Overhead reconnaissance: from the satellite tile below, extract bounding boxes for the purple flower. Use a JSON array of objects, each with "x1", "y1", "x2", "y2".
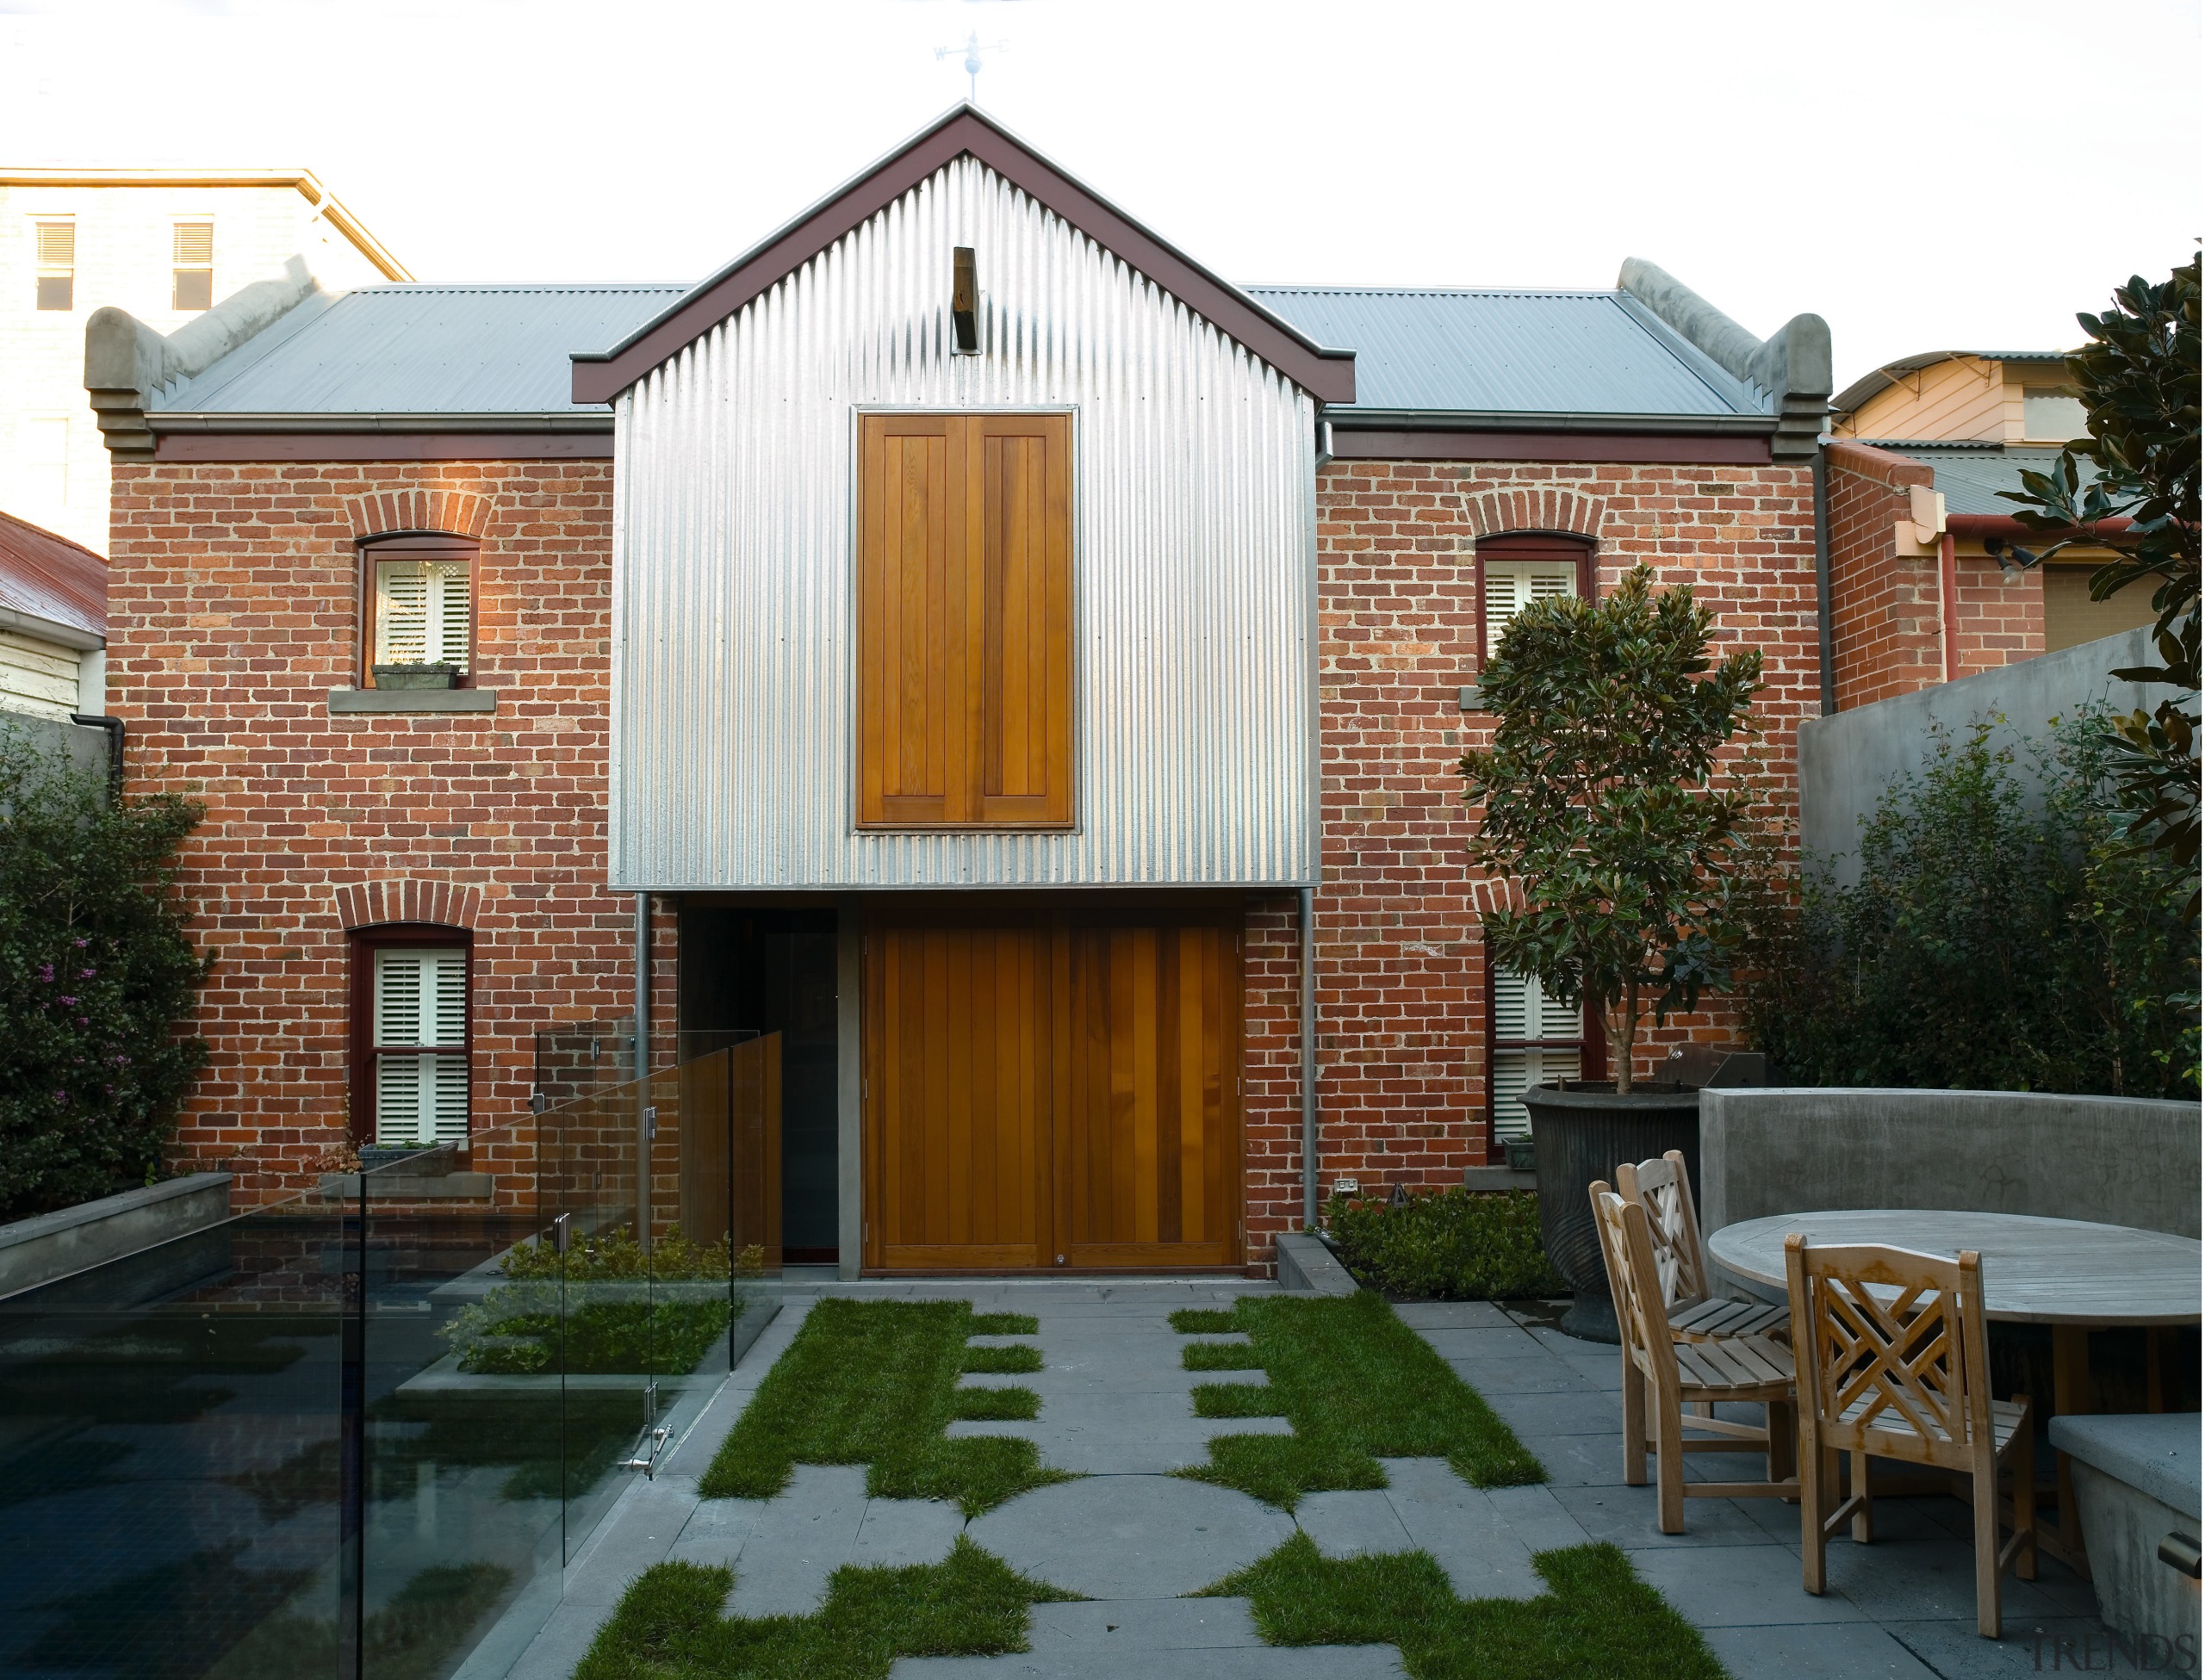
[
  {"x1": 59, "y1": 995, "x2": 78, "y2": 1007},
  {"x1": 79, "y1": 968, "x2": 96, "y2": 979},
  {"x1": 38, "y1": 964, "x2": 53, "y2": 983},
  {"x1": 73, "y1": 939, "x2": 88, "y2": 949},
  {"x1": 52, "y1": 1090, "x2": 67, "y2": 1104}
]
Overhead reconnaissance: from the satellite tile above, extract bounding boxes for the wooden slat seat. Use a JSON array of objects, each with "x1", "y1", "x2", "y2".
[
  {"x1": 1616, "y1": 1150, "x2": 1791, "y2": 1346},
  {"x1": 1590, "y1": 1181, "x2": 1800, "y2": 1533}
]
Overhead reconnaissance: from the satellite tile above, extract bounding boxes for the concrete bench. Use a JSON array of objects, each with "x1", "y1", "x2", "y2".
[{"x1": 2046, "y1": 1413, "x2": 2201, "y2": 1649}]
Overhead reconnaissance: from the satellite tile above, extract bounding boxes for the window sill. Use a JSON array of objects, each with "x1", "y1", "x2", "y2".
[{"x1": 327, "y1": 688, "x2": 497, "y2": 715}]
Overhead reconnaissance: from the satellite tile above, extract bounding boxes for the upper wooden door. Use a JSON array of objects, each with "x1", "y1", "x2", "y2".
[
  {"x1": 862, "y1": 905, "x2": 1241, "y2": 1272},
  {"x1": 855, "y1": 412, "x2": 1071, "y2": 829}
]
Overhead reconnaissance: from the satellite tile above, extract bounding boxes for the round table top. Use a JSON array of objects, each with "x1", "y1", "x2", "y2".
[{"x1": 1706, "y1": 1209, "x2": 2202, "y2": 1327}]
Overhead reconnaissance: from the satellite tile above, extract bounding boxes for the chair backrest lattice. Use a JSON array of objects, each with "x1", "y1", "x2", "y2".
[
  {"x1": 1616, "y1": 1150, "x2": 1706, "y2": 1311},
  {"x1": 1590, "y1": 1182, "x2": 1680, "y2": 1398},
  {"x1": 1784, "y1": 1237, "x2": 1996, "y2": 1472}
]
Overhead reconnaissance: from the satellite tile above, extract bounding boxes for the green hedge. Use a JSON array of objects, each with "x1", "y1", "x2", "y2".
[{"x1": 1324, "y1": 1188, "x2": 1565, "y2": 1300}]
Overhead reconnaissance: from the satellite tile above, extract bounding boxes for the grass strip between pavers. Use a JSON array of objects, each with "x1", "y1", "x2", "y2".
[
  {"x1": 1199, "y1": 1533, "x2": 1729, "y2": 1680},
  {"x1": 1174, "y1": 1291, "x2": 1545, "y2": 1508},
  {"x1": 699, "y1": 1299, "x2": 1065, "y2": 1516},
  {"x1": 575, "y1": 1537, "x2": 1078, "y2": 1680}
]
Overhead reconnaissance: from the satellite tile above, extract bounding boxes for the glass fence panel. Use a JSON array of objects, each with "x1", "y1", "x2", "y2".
[{"x1": 0, "y1": 1188, "x2": 351, "y2": 1680}]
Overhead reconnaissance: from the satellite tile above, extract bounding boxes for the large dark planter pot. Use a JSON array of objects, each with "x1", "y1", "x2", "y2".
[{"x1": 1525, "y1": 1082, "x2": 1703, "y2": 1343}]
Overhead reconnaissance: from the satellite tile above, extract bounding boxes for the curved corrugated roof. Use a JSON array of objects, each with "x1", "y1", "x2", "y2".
[
  {"x1": 1246, "y1": 285, "x2": 1767, "y2": 418},
  {"x1": 153, "y1": 284, "x2": 689, "y2": 416},
  {"x1": 1871, "y1": 443, "x2": 2093, "y2": 518},
  {"x1": 0, "y1": 510, "x2": 105, "y2": 641}
]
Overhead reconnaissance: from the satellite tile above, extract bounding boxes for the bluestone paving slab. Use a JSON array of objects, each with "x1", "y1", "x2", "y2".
[
  {"x1": 1626, "y1": 1543, "x2": 1869, "y2": 1626},
  {"x1": 1025, "y1": 1598, "x2": 1264, "y2": 1649},
  {"x1": 1508, "y1": 1431, "x2": 1633, "y2": 1486},
  {"x1": 719, "y1": 1463, "x2": 870, "y2": 1617},
  {"x1": 965, "y1": 1475, "x2": 1294, "y2": 1598},
  {"x1": 500, "y1": 1599, "x2": 620, "y2": 1680},
  {"x1": 1295, "y1": 1488, "x2": 1416, "y2": 1559},
  {"x1": 1370, "y1": 1458, "x2": 1553, "y2": 1599},
  {"x1": 890, "y1": 1646, "x2": 1410, "y2": 1679},
  {"x1": 851, "y1": 1496, "x2": 966, "y2": 1569},
  {"x1": 1449, "y1": 1360, "x2": 1603, "y2": 1395},
  {"x1": 1389, "y1": 1300, "x2": 1515, "y2": 1330},
  {"x1": 1699, "y1": 1622, "x2": 1941, "y2": 1678},
  {"x1": 1481, "y1": 1388, "x2": 1625, "y2": 1437},
  {"x1": 1480, "y1": 1481, "x2": 1599, "y2": 1556},
  {"x1": 1551, "y1": 1482, "x2": 1774, "y2": 1549},
  {"x1": 1878, "y1": 1617, "x2": 2119, "y2": 1677},
  {"x1": 1817, "y1": 1536, "x2": 2080, "y2": 1625}
]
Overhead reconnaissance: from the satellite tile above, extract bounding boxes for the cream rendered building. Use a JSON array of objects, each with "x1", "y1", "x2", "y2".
[{"x1": 0, "y1": 169, "x2": 408, "y2": 555}]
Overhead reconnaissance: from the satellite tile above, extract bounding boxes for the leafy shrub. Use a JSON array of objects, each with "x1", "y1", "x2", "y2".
[
  {"x1": 0, "y1": 727, "x2": 210, "y2": 1221},
  {"x1": 439, "y1": 1227, "x2": 759, "y2": 1375},
  {"x1": 1747, "y1": 708, "x2": 2198, "y2": 1096},
  {"x1": 1325, "y1": 1188, "x2": 1567, "y2": 1300}
]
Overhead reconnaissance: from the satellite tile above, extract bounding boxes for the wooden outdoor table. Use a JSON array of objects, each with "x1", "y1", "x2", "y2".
[{"x1": 1707, "y1": 1208, "x2": 2202, "y2": 1580}]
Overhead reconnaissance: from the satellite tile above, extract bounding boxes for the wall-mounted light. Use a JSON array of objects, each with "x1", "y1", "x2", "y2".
[{"x1": 952, "y1": 246, "x2": 978, "y2": 354}]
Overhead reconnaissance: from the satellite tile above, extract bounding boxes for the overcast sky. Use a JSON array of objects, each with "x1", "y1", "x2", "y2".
[{"x1": 4, "y1": 0, "x2": 2198, "y2": 387}]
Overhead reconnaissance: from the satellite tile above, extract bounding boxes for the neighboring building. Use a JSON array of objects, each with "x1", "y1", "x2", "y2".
[
  {"x1": 1823, "y1": 350, "x2": 2150, "y2": 709},
  {"x1": 1, "y1": 168, "x2": 407, "y2": 555},
  {"x1": 0, "y1": 506, "x2": 104, "y2": 719},
  {"x1": 91, "y1": 108, "x2": 1830, "y2": 1274}
]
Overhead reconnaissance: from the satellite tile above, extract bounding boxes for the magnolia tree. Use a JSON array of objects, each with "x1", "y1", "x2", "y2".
[{"x1": 1461, "y1": 565, "x2": 1762, "y2": 1094}]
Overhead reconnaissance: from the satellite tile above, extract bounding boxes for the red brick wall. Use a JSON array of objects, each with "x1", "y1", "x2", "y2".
[
  {"x1": 1235, "y1": 457, "x2": 1822, "y2": 1247},
  {"x1": 108, "y1": 459, "x2": 637, "y2": 1206},
  {"x1": 1826, "y1": 439, "x2": 2044, "y2": 709}
]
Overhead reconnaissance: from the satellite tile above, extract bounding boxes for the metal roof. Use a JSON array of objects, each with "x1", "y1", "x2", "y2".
[
  {"x1": 153, "y1": 284, "x2": 689, "y2": 417},
  {"x1": 1873, "y1": 442, "x2": 2090, "y2": 518},
  {"x1": 0, "y1": 509, "x2": 105, "y2": 641},
  {"x1": 1246, "y1": 286, "x2": 1769, "y2": 419}
]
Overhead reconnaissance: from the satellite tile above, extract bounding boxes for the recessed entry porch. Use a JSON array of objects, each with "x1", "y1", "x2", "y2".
[{"x1": 676, "y1": 893, "x2": 1249, "y2": 1279}]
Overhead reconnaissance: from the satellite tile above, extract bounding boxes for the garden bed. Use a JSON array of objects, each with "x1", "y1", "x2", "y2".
[{"x1": 1323, "y1": 1187, "x2": 1567, "y2": 1303}]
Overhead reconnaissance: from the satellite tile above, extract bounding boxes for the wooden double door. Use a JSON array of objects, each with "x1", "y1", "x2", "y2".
[{"x1": 862, "y1": 903, "x2": 1243, "y2": 1272}]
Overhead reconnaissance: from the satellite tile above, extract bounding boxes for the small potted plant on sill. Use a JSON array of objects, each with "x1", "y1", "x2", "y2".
[
  {"x1": 1461, "y1": 563, "x2": 1763, "y2": 1342},
  {"x1": 371, "y1": 662, "x2": 460, "y2": 691}
]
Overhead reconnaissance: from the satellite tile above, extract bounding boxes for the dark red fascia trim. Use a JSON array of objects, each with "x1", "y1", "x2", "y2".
[
  {"x1": 1946, "y1": 513, "x2": 2131, "y2": 542},
  {"x1": 1328, "y1": 430, "x2": 1771, "y2": 466},
  {"x1": 570, "y1": 106, "x2": 1355, "y2": 407},
  {"x1": 153, "y1": 432, "x2": 612, "y2": 462}
]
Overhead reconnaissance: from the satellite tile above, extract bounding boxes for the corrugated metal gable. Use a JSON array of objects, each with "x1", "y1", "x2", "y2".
[
  {"x1": 152, "y1": 284, "x2": 688, "y2": 415},
  {"x1": 1246, "y1": 285, "x2": 1767, "y2": 417}
]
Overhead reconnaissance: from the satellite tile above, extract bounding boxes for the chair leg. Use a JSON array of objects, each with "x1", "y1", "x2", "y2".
[
  {"x1": 1655, "y1": 1398, "x2": 1685, "y2": 1534},
  {"x1": 1766, "y1": 1398, "x2": 1796, "y2": 1484},
  {"x1": 1800, "y1": 1435, "x2": 1828, "y2": 1595},
  {"x1": 1851, "y1": 1450, "x2": 1874, "y2": 1543},
  {"x1": 2012, "y1": 1399, "x2": 2037, "y2": 1583},
  {"x1": 1972, "y1": 1461, "x2": 2003, "y2": 1638},
  {"x1": 1621, "y1": 1359, "x2": 1648, "y2": 1487}
]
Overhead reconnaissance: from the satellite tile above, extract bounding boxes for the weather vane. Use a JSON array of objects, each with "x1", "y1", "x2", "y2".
[{"x1": 936, "y1": 28, "x2": 1008, "y2": 103}]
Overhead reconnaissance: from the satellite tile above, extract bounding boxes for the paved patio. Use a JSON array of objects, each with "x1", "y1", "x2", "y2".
[{"x1": 493, "y1": 1279, "x2": 2113, "y2": 1680}]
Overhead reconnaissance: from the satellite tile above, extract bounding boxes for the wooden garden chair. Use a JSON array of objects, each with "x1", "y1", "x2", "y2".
[
  {"x1": 1615, "y1": 1150, "x2": 1789, "y2": 1343},
  {"x1": 1784, "y1": 1234, "x2": 2036, "y2": 1639},
  {"x1": 1590, "y1": 1182, "x2": 1798, "y2": 1534}
]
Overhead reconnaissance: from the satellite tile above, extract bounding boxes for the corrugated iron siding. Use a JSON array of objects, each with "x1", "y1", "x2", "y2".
[{"x1": 612, "y1": 158, "x2": 1314, "y2": 889}]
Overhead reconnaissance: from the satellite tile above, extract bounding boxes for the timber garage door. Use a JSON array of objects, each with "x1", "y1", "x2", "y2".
[{"x1": 863, "y1": 906, "x2": 1242, "y2": 1272}]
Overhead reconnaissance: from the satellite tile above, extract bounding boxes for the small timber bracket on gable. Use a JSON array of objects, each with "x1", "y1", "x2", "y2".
[
  {"x1": 1618, "y1": 257, "x2": 1833, "y2": 462},
  {"x1": 84, "y1": 257, "x2": 325, "y2": 461},
  {"x1": 569, "y1": 103, "x2": 1355, "y2": 409}
]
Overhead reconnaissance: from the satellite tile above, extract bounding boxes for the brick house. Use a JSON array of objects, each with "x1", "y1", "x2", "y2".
[
  {"x1": 1823, "y1": 351, "x2": 2151, "y2": 710},
  {"x1": 91, "y1": 107, "x2": 1832, "y2": 1274}
]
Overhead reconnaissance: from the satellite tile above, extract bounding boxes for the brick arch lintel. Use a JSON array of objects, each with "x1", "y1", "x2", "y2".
[
  {"x1": 345, "y1": 490, "x2": 494, "y2": 544},
  {"x1": 1462, "y1": 490, "x2": 1606, "y2": 545},
  {"x1": 335, "y1": 879, "x2": 484, "y2": 933}
]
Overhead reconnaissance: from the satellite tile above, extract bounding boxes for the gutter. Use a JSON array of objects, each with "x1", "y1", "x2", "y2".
[
  {"x1": 1947, "y1": 514, "x2": 2132, "y2": 542},
  {"x1": 146, "y1": 412, "x2": 613, "y2": 436},
  {"x1": 0, "y1": 604, "x2": 102, "y2": 654},
  {"x1": 1321, "y1": 407, "x2": 1776, "y2": 437},
  {"x1": 1812, "y1": 443, "x2": 1835, "y2": 715}
]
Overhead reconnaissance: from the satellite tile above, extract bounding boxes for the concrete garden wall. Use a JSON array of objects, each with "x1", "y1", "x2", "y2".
[
  {"x1": 1798, "y1": 626, "x2": 2171, "y2": 885},
  {"x1": 1699, "y1": 1088, "x2": 2201, "y2": 1238},
  {"x1": 0, "y1": 1171, "x2": 233, "y2": 1298}
]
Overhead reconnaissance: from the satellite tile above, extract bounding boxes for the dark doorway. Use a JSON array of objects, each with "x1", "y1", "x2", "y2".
[{"x1": 680, "y1": 906, "x2": 839, "y2": 1262}]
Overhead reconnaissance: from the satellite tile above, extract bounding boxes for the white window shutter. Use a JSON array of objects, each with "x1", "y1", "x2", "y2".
[
  {"x1": 376, "y1": 563, "x2": 429, "y2": 665},
  {"x1": 431, "y1": 564, "x2": 470, "y2": 668},
  {"x1": 1493, "y1": 968, "x2": 1531, "y2": 1039},
  {"x1": 1483, "y1": 559, "x2": 1580, "y2": 657},
  {"x1": 1482, "y1": 568, "x2": 1520, "y2": 654},
  {"x1": 373, "y1": 948, "x2": 469, "y2": 1147}
]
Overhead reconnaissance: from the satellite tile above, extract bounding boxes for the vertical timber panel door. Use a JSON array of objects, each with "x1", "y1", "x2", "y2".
[
  {"x1": 1057, "y1": 911, "x2": 1241, "y2": 1268},
  {"x1": 972, "y1": 414, "x2": 1072, "y2": 825},
  {"x1": 865, "y1": 920, "x2": 1053, "y2": 1269},
  {"x1": 858, "y1": 415, "x2": 968, "y2": 826}
]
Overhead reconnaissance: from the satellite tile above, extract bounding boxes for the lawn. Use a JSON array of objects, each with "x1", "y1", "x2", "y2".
[
  {"x1": 1171, "y1": 1290, "x2": 1545, "y2": 1507},
  {"x1": 1202, "y1": 1534, "x2": 1730, "y2": 1680},
  {"x1": 574, "y1": 1539, "x2": 1075, "y2": 1680},
  {"x1": 699, "y1": 1299, "x2": 1064, "y2": 1516}
]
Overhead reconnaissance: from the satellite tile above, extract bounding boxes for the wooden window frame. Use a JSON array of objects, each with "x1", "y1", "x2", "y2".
[
  {"x1": 1473, "y1": 532, "x2": 1596, "y2": 667},
  {"x1": 34, "y1": 220, "x2": 74, "y2": 313},
  {"x1": 1483, "y1": 958, "x2": 1607, "y2": 1165},
  {"x1": 358, "y1": 533, "x2": 479, "y2": 688},
  {"x1": 854, "y1": 408, "x2": 1076, "y2": 832},
  {"x1": 348, "y1": 924, "x2": 473, "y2": 1148}
]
